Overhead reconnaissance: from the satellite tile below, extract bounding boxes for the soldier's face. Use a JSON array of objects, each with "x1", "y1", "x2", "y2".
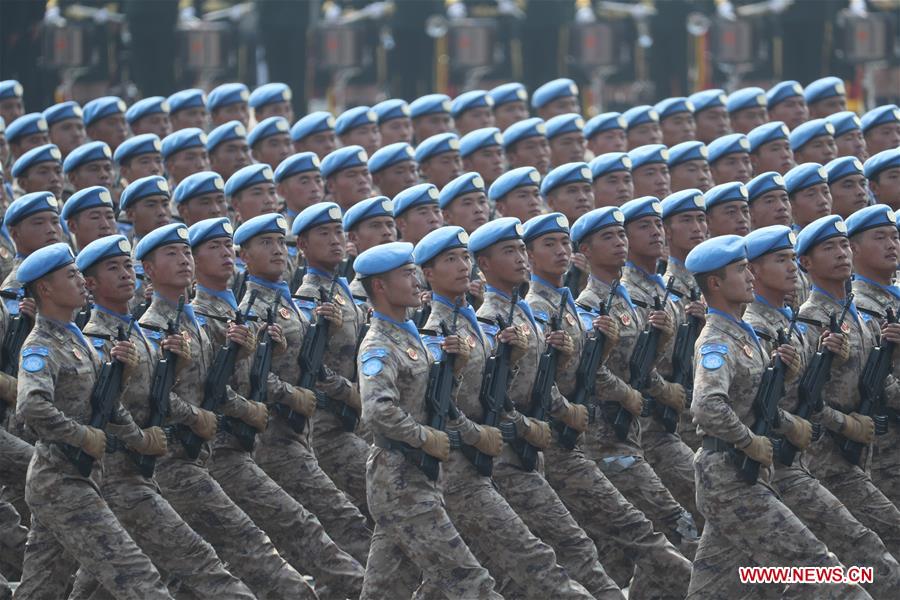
[
  {"x1": 348, "y1": 216, "x2": 396, "y2": 254},
  {"x1": 20, "y1": 162, "x2": 64, "y2": 198},
  {"x1": 49, "y1": 118, "x2": 87, "y2": 157},
  {"x1": 252, "y1": 133, "x2": 292, "y2": 169},
  {"x1": 442, "y1": 192, "x2": 488, "y2": 234},
  {"x1": 749, "y1": 190, "x2": 792, "y2": 229},
  {"x1": 128, "y1": 195, "x2": 172, "y2": 236},
  {"x1": 167, "y1": 148, "x2": 211, "y2": 185},
  {"x1": 213, "y1": 103, "x2": 249, "y2": 128},
  {"x1": 711, "y1": 153, "x2": 752, "y2": 185},
  {"x1": 592, "y1": 171, "x2": 633, "y2": 207},
  {"x1": 146, "y1": 243, "x2": 195, "y2": 289},
  {"x1": 278, "y1": 171, "x2": 324, "y2": 214},
  {"x1": 70, "y1": 159, "x2": 114, "y2": 190},
  {"x1": 802, "y1": 237, "x2": 852, "y2": 282},
  {"x1": 749, "y1": 249, "x2": 797, "y2": 296},
  {"x1": 730, "y1": 107, "x2": 768, "y2": 135},
  {"x1": 829, "y1": 175, "x2": 869, "y2": 219},
  {"x1": 719, "y1": 259, "x2": 755, "y2": 304},
  {"x1": 850, "y1": 226, "x2": 899, "y2": 277},
  {"x1": 695, "y1": 107, "x2": 731, "y2": 143},
  {"x1": 588, "y1": 128, "x2": 627, "y2": 155},
  {"x1": 372, "y1": 160, "x2": 418, "y2": 199},
  {"x1": 85, "y1": 255, "x2": 136, "y2": 304},
  {"x1": 751, "y1": 140, "x2": 795, "y2": 175},
  {"x1": 121, "y1": 152, "x2": 164, "y2": 181},
  {"x1": 547, "y1": 182, "x2": 594, "y2": 222},
  {"x1": 455, "y1": 107, "x2": 495, "y2": 136},
  {"x1": 419, "y1": 153, "x2": 462, "y2": 189},
  {"x1": 69, "y1": 206, "x2": 117, "y2": 250},
  {"x1": 493, "y1": 101, "x2": 529, "y2": 132},
  {"x1": 210, "y1": 140, "x2": 251, "y2": 180},
  {"x1": 481, "y1": 239, "x2": 528, "y2": 288},
  {"x1": 299, "y1": 222, "x2": 346, "y2": 269},
  {"x1": 539, "y1": 97, "x2": 578, "y2": 120},
  {"x1": 379, "y1": 117, "x2": 413, "y2": 145},
  {"x1": 707, "y1": 201, "x2": 750, "y2": 237},
  {"x1": 795, "y1": 136, "x2": 837, "y2": 165},
  {"x1": 414, "y1": 114, "x2": 454, "y2": 141},
  {"x1": 527, "y1": 232, "x2": 572, "y2": 279},
  {"x1": 241, "y1": 233, "x2": 287, "y2": 280},
  {"x1": 376, "y1": 264, "x2": 421, "y2": 308},
  {"x1": 0, "y1": 134, "x2": 9, "y2": 166},
  {"x1": 507, "y1": 136, "x2": 551, "y2": 175},
  {"x1": 627, "y1": 122, "x2": 663, "y2": 149},
  {"x1": 496, "y1": 186, "x2": 543, "y2": 222},
  {"x1": 341, "y1": 124, "x2": 381, "y2": 157},
  {"x1": 329, "y1": 167, "x2": 373, "y2": 210},
  {"x1": 12, "y1": 132, "x2": 50, "y2": 158},
  {"x1": 671, "y1": 160, "x2": 712, "y2": 193},
  {"x1": 463, "y1": 146, "x2": 505, "y2": 185},
  {"x1": 396, "y1": 204, "x2": 443, "y2": 245},
  {"x1": 194, "y1": 237, "x2": 236, "y2": 282},
  {"x1": 581, "y1": 226, "x2": 628, "y2": 270},
  {"x1": 0, "y1": 97, "x2": 24, "y2": 124},
  {"x1": 132, "y1": 113, "x2": 172, "y2": 139},
  {"x1": 835, "y1": 130, "x2": 868, "y2": 161},
  {"x1": 179, "y1": 193, "x2": 227, "y2": 225},
  {"x1": 769, "y1": 97, "x2": 809, "y2": 130},
  {"x1": 809, "y1": 96, "x2": 846, "y2": 119},
  {"x1": 870, "y1": 168, "x2": 900, "y2": 211},
  {"x1": 42, "y1": 264, "x2": 88, "y2": 310},
  {"x1": 424, "y1": 247, "x2": 471, "y2": 298},
  {"x1": 661, "y1": 113, "x2": 696, "y2": 147},
  {"x1": 88, "y1": 114, "x2": 129, "y2": 150},
  {"x1": 550, "y1": 132, "x2": 586, "y2": 166},
  {"x1": 234, "y1": 183, "x2": 278, "y2": 222},
  {"x1": 256, "y1": 102, "x2": 294, "y2": 124},
  {"x1": 295, "y1": 131, "x2": 337, "y2": 159},
  {"x1": 171, "y1": 108, "x2": 209, "y2": 131},
  {"x1": 664, "y1": 211, "x2": 707, "y2": 257},
  {"x1": 632, "y1": 163, "x2": 671, "y2": 199},
  {"x1": 625, "y1": 216, "x2": 665, "y2": 261},
  {"x1": 865, "y1": 122, "x2": 900, "y2": 156},
  {"x1": 10, "y1": 211, "x2": 62, "y2": 254},
  {"x1": 790, "y1": 183, "x2": 832, "y2": 227}
]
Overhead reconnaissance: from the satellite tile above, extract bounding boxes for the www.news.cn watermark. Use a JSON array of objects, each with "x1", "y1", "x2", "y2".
[{"x1": 739, "y1": 566, "x2": 874, "y2": 585}]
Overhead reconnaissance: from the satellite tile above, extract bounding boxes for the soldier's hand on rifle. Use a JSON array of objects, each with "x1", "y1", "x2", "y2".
[
  {"x1": 442, "y1": 334, "x2": 470, "y2": 376},
  {"x1": 776, "y1": 343, "x2": 801, "y2": 382},
  {"x1": 227, "y1": 322, "x2": 256, "y2": 360},
  {"x1": 621, "y1": 388, "x2": 644, "y2": 417},
  {"x1": 593, "y1": 315, "x2": 619, "y2": 358},
  {"x1": 685, "y1": 300, "x2": 706, "y2": 321},
  {"x1": 161, "y1": 333, "x2": 192, "y2": 373},
  {"x1": 110, "y1": 339, "x2": 139, "y2": 382},
  {"x1": 265, "y1": 323, "x2": 287, "y2": 354},
  {"x1": 657, "y1": 381, "x2": 686, "y2": 412},
  {"x1": 315, "y1": 303, "x2": 343, "y2": 329},
  {"x1": 288, "y1": 386, "x2": 317, "y2": 417},
  {"x1": 467, "y1": 279, "x2": 484, "y2": 307},
  {"x1": 546, "y1": 330, "x2": 575, "y2": 365},
  {"x1": 499, "y1": 325, "x2": 527, "y2": 365},
  {"x1": 571, "y1": 252, "x2": 589, "y2": 274},
  {"x1": 132, "y1": 426, "x2": 168, "y2": 456},
  {"x1": 0, "y1": 372, "x2": 17, "y2": 407},
  {"x1": 649, "y1": 310, "x2": 675, "y2": 344},
  {"x1": 189, "y1": 407, "x2": 218, "y2": 440},
  {"x1": 143, "y1": 281, "x2": 154, "y2": 301},
  {"x1": 18, "y1": 297, "x2": 36, "y2": 319},
  {"x1": 81, "y1": 426, "x2": 107, "y2": 459},
  {"x1": 784, "y1": 416, "x2": 813, "y2": 450},
  {"x1": 344, "y1": 384, "x2": 361, "y2": 411},
  {"x1": 242, "y1": 401, "x2": 269, "y2": 432},
  {"x1": 841, "y1": 412, "x2": 875, "y2": 444},
  {"x1": 560, "y1": 403, "x2": 589, "y2": 432},
  {"x1": 472, "y1": 425, "x2": 503, "y2": 456},
  {"x1": 739, "y1": 433, "x2": 773, "y2": 467},
  {"x1": 881, "y1": 322, "x2": 900, "y2": 345},
  {"x1": 521, "y1": 416, "x2": 551, "y2": 449},
  {"x1": 820, "y1": 331, "x2": 850, "y2": 364},
  {"x1": 421, "y1": 426, "x2": 450, "y2": 461}
]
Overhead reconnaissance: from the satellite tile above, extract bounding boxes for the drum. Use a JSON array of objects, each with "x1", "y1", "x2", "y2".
[
  {"x1": 839, "y1": 14, "x2": 891, "y2": 64},
  {"x1": 317, "y1": 23, "x2": 366, "y2": 70},
  {"x1": 571, "y1": 22, "x2": 619, "y2": 69},
  {"x1": 448, "y1": 18, "x2": 495, "y2": 69},
  {"x1": 177, "y1": 22, "x2": 229, "y2": 71},
  {"x1": 711, "y1": 19, "x2": 755, "y2": 65},
  {"x1": 42, "y1": 23, "x2": 86, "y2": 68}
]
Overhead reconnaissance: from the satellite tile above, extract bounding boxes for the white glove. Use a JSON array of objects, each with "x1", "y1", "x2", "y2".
[
  {"x1": 324, "y1": 3, "x2": 342, "y2": 22},
  {"x1": 498, "y1": 0, "x2": 524, "y2": 18},
  {"x1": 362, "y1": 1, "x2": 391, "y2": 19},
  {"x1": 717, "y1": 1, "x2": 737, "y2": 20},
  {"x1": 768, "y1": 0, "x2": 791, "y2": 13},
  {"x1": 178, "y1": 6, "x2": 198, "y2": 23},
  {"x1": 92, "y1": 7, "x2": 109, "y2": 23},
  {"x1": 44, "y1": 6, "x2": 65, "y2": 26},
  {"x1": 576, "y1": 6, "x2": 596, "y2": 24},
  {"x1": 447, "y1": 2, "x2": 467, "y2": 19},
  {"x1": 848, "y1": 0, "x2": 867, "y2": 18}
]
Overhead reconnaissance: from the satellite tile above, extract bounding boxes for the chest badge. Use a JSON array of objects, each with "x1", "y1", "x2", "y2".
[
  {"x1": 467, "y1": 334, "x2": 476, "y2": 348},
  {"x1": 182, "y1": 330, "x2": 191, "y2": 344},
  {"x1": 742, "y1": 344, "x2": 753, "y2": 358},
  {"x1": 407, "y1": 347, "x2": 419, "y2": 360},
  {"x1": 72, "y1": 347, "x2": 83, "y2": 361},
  {"x1": 518, "y1": 324, "x2": 530, "y2": 336},
  {"x1": 565, "y1": 313, "x2": 575, "y2": 326},
  {"x1": 841, "y1": 322, "x2": 851, "y2": 334},
  {"x1": 333, "y1": 294, "x2": 345, "y2": 306},
  {"x1": 619, "y1": 312, "x2": 631, "y2": 326},
  {"x1": 0, "y1": 247, "x2": 9, "y2": 260},
  {"x1": 279, "y1": 306, "x2": 292, "y2": 320}
]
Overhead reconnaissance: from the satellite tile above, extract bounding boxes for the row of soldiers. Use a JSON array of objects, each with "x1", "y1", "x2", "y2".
[{"x1": 0, "y1": 71, "x2": 897, "y2": 599}]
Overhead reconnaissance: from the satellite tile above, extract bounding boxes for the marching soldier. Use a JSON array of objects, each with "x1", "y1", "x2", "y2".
[
  {"x1": 63, "y1": 141, "x2": 115, "y2": 196},
  {"x1": 342, "y1": 196, "x2": 398, "y2": 305},
  {"x1": 114, "y1": 134, "x2": 165, "y2": 185},
  {"x1": 276, "y1": 152, "x2": 326, "y2": 232},
  {"x1": 291, "y1": 112, "x2": 339, "y2": 160},
  {"x1": 708, "y1": 133, "x2": 753, "y2": 186},
  {"x1": 10, "y1": 144, "x2": 63, "y2": 200},
  {"x1": 6, "y1": 114, "x2": 50, "y2": 163},
  {"x1": 207, "y1": 121, "x2": 252, "y2": 183},
  {"x1": 249, "y1": 117, "x2": 295, "y2": 170},
  {"x1": 766, "y1": 81, "x2": 809, "y2": 130},
  {"x1": 2, "y1": 191, "x2": 64, "y2": 292},
  {"x1": 61, "y1": 186, "x2": 117, "y2": 251},
  {"x1": 865, "y1": 150, "x2": 900, "y2": 211},
  {"x1": 321, "y1": 146, "x2": 375, "y2": 212},
  {"x1": 43, "y1": 101, "x2": 86, "y2": 159},
  {"x1": 459, "y1": 128, "x2": 506, "y2": 191},
  {"x1": 622, "y1": 107, "x2": 663, "y2": 150},
  {"x1": 747, "y1": 172, "x2": 792, "y2": 231},
  {"x1": 393, "y1": 183, "x2": 444, "y2": 245},
  {"x1": 726, "y1": 88, "x2": 769, "y2": 135},
  {"x1": 861, "y1": 105, "x2": 900, "y2": 157},
  {"x1": 166, "y1": 89, "x2": 209, "y2": 133},
  {"x1": 173, "y1": 172, "x2": 229, "y2": 227},
  {"x1": 791, "y1": 119, "x2": 838, "y2": 165},
  {"x1": 161, "y1": 128, "x2": 211, "y2": 188},
  {"x1": 503, "y1": 118, "x2": 551, "y2": 176},
  {"x1": 452, "y1": 91, "x2": 496, "y2": 137},
  {"x1": 704, "y1": 182, "x2": 751, "y2": 238},
  {"x1": 584, "y1": 113, "x2": 628, "y2": 158},
  {"x1": 628, "y1": 145, "x2": 671, "y2": 200},
  {"x1": 249, "y1": 83, "x2": 295, "y2": 124},
  {"x1": 826, "y1": 157, "x2": 868, "y2": 219},
  {"x1": 531, "y1": 79, "x2": 579, "y2": 121},
  {"x1": 748, "y1": 121, "x2": 795, "y2": 176},
  {"x1": 373, "y1": 100, "x2": 414, "y2": 146},
  {"x1": 542, "y1": 162, "x2": 594, "y2": 224},
  {"x1": 687, "y1": 90, "x2": 730, "y2": 146},
  {"x1": 82, "y1": 97, "x2": 129, "y2": 153},
  {"x1": 125, "y1": 97, "x2": 172, "y2": 140},
  {"x1": 827, "y1": 111, "x2": 869, "y2": 162},
  {"x1": 655, "y1": 98, "x2": 696, "y2": 148},
  {"x1": 207, "y1": 84, "x2": 251, "y2": 129},
  {"x1": 416, "y1": 133, "x2": 463, "y2": 190},
  {"x1": 119, "y1": 176, "x2": 173, "y2": 246},
  {"x1": 439, "y1": 172, "x2": 490, "y2": 235},
  {"x1": 589, "y1": 152, "x2": 633, "y2": 208},
  {"x1": 368, "y1": 143, "x2": 419, "y2": 201},
  {"x1": 335, "y1": 107, "x2": 382, "y2": 158},
  {"x1": 409, "y1": 94, "x2": 454, "y2": 143},
  {"x1": 546, "y1": 114, "x2": 587, "y2": 168},
  {"x1": 667, "y1": 141, "x2": 712, "y2": 193},
  {"x1": 805, "y1": 77, "x2": 847, "y2": 120},
  {"x1": 489, "y1": 82, "x2": 530, "y2": 133}
]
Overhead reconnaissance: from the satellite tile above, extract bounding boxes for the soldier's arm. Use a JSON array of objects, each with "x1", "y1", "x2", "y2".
[
  {"x1": 359, "y1": 345, "x2": 429, "y2": 447},
  {"x1": 692, "y1": 343, "x2": 752, "y2": 448},
  {"x1": 797, "y1": 319, "x2": 847, "y2": 432},
  {"x1": 16, "y1": 350, "x2": 87, "y2": 446},
  {"x1": 106, "y1": 402, "x2": 146, "y2": 447}
]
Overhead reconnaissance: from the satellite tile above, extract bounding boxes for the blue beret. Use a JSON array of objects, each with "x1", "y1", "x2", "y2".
[
  {"x1": 861, "y1": 104, "x2": 900, "y2": 133},
  {"x1": 413, "y1": 225, "x2": 469, "y2": 265},
  {"x1": 61, "y1": 186, "x2": 114, "y2": 220},
  {"x1": 502, "y1": 117, "x2": 546, "y2": 148},
  {"x1": 76, "y1": 235, "x2": 133, "y2": 272},
  {"x1": 688, "y1": 89, "x2": 728, "y2": 113},
  {"x1": 342, "y1": 196, "x2": 394, "y2": 231},
  {"x1": 368, "y1": 142, "x2": 415, "y2": 174},
  {"x1": 0, "y1": 80, "x2": 22, "y2": 100},
  {"x1": 622, "y1": 105, "x2": 660, "y2": 129},
  {"x1": 83, "y1": 96, "x2": 126, "y2": 127},
  {"x1": 571, "y1": 206, "x2": 625, "y2": 246},
  {"x1": 825, "y1": 156, "x2": 864, "y2": 184},
  {"x1": 584, "y1": 112, "x2": 626, "y2": 139},
  {"x1": 590, "y1": 152, "x2": 632, "y2": 178},
  {"x1": 785, "y1": 162, "x2": 828, "y2": 194},
  {"x1": 654, "y1": 97, "x2": 695, "y2": 120},
  {"x1": 545, "y1": 113, "x2": 585, "y2": 139},
  {"x1": 43, "y1": 101, "x2": 83, "y2": 126},
  {"x1": 846, "y1": 204, "x2": 896, "y2": 237},
  {"x1": 233, "y1": 213, "x2": 288, "y2": 246},
  {"x1": 707, "y1": 133, "x2": 751, "y2": 163},
  {"x1": 541, "y1": 162, "x2": 592, "y2": 196},
  {"x1": 661, "y1": 189, "x2": 705, "y2": 219},
  {"x1": 531, "y1": 78, "x2": 577, "y2": 109},
  {"x1": 6, "y1": 113, "x2": 48, "y2": 143},
  {"x1": 439, "y1": 172, "x2": 486, "y2": 209},
  {"x1": 120, "y1": 176, "x2": 170, "y2": 211},
  {"x1": 320, "y1": 145, "x2": 368, "y2": 179},
  {"x1": 354, "y1": 241, "x2": 414, "y2": 277},
  {"x1": 795, "y1": 214, "x2": 847, "y2": 256},
  {"x1": 864, "y1": 148, "x2": 900, "y2": 180},
  {"x1": 134, "y1": 223, "x2": 190, "y2": 260},
  {"x1": 727, "y1": 87, "x2": 767, "y2": 113},
  {"x1": 206, "y1": 120, "x2": 247, "y2": 153},
  {"x1": 274, "y1": 151, "x2": 321, "y2": 183},
  {"x1": 292, "y1": 201, "x2": 342, "y2": 236},
  {"x1": 248, "y1": 116, "x2": 290, "y2": 147},
  {"x1": 522, "y1": 212, "x2": 569, "y2": 243},
  {"x1": 188, "y1": 217, "x2": 234, "y2": 248},
  {"x1": 459, "y1": 127, "x2": 502, "y2": 158},
  {"x1": 804, "y1": 77, "x2": 845, "y2": 104},
  {"x1": 334, "y1": 106, "x2": 377, "y2": 136},
  {"x1": 248, "y1": 83, "x2": 292, "y2": 109},
  {"x1": 789, "y1": 118, "x2": 835, "y2": 151},
  {"x1": 225, "y1": 163, "x2": 274, "y2": 197},
  {"x1": 627, "y1": 144, "x2": 669, "y2": 170},
  {"x1": 747, "y1": 171, "x2": 787, "y2": 201},
  {"x1": 290, "y1": 111, "x2": 335, "y2": 142},
  {"x1": 469, "y1": 217, "x2": 524, "y2": 254},
  {"x1": 621, "y1": 196, "x2": 663, "y2": 223},
  {"x1": 167, "y1": 89, "x2": 206, "y2": 114},
  {"x1": 125, "y1": 96, "x2": 169, "y2": 125},
  {"x1": 11, "y1": 143, "x2": 61, "y2": 178},
  {"x1": 685, "y1": 235, "x2": 747, "y2": 274},
  {"x1": 415, "y1": 133, "x2": 459, "y2": 163},
  {"x1": 207, "y1": 83, "x2": 249, "y2": 111},
  {"x1": 63, "y1": 141, "x2": 112, "y2": 174},
  {"x1": 825, "y1": 111, "x2": 862, "y2": 138},
  {"x1": 767, "y1": 81, "x2": 804, "y2": 109},
  {"x1": 488, "y1": 82, "x2": 528, "y2": 107},
  {"x1": 372, "y1": 99, "x2": 411, "y2": 123},
  {"x1": 410, "y1": 94, "x2": 452, "y2": 118},
  {"x1": 489, "y1": 166, "x2": 540, "y2": 201},
  {"x1": 18, "y1": 242, "x2": 75, "y2": 285},
  {"x1": 173, "y1": 171, "x2": 225, "y2": 205},
  {"x1": 667, "y1": 141, "x2": 708, "y2": 167},
  {"x1": 748, "y1": 121, "x2": 790, "y2": 152},
  {"x1": 161, "y1": 128, "x2": 207, "y2": 160},
  {"x1": 5, "y1": 191, "x2": 60, "y2": 226},
  {"x1": 451, "y1": 90, "x2": 494, "y2": 117},
  {"x1": 705, "y1": 182, "x2": 749, "y2": 210},
  {"x1": 393, "y1": 183, "x2": 439, "y2": 217},
  {"x1": 745, "y1": 225, "x2": 796, "y2": 261},
  {"x1": 114, "y1": 133, "x2": 162, "y2": 165}
]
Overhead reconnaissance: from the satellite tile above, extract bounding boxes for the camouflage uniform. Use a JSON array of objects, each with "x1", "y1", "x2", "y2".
[
  {"x1": 15, "y1": 316, "x2": 172, "y2": 600},
  {"x1": 477, "y1": 287, "x2": 619, "y2": 598},
  {"x1": 358, "y1": 312, "x2": 501, "y2": 598},
  {"x1": 527, "y1": 277, "x2": 693, "y2": 598},
  {"x1": 349, "y1": 278, "x2": 371, "y2": 313},
  {"x1": 0, "y1": 236, "x2": 15, "y2": 286},
  {"x1": 139, "y1": 295, "x2": 317, "y2": 599},
  {"x1": 798, "y1": 287, "x2": 900, "y2": 558},
  {"x1": 689, "y1": 310, "x2": 865, "y2": 599},
  {"x1": 194, "y1": 285, "x2": 365, "y2": 598},
  {"x1": 240, "y1": 277, "x2": 374, "y2": 567},
  {"x1": 745, "y1": 296, "x2": 900, "y2": 598},
  {"x1": 0, "y1": 498, "x2": 25, "y2": 586},
  {"x1": 0, "y1": 258, "x2": 23, "y2": 294},
  {"x1": 423, "y1": 293, "x2": 597, "y2": 600},
  {"x1": 663, "y1": 256, "x2": 701, "y2": 449},
  {"x1": 793, "y1": 267, "x2": 812, "y2": 310}
]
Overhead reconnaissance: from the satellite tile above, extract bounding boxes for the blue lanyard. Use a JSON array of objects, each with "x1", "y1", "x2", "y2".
[
  {"x1": 485, "y1": 284, "x2": 538, "y2": 333},
  {"x1": 196, "y1": 284, "x2": 238, "y2": 311},
  {"x1": 811, "y1": 285, "x2": 859, "y2": 324},
  {"x1": 307, "y1": 266, "x2": 354, "y2": 302},
  {"x1": 852, "y1": 274, "x2": 900, "y2": 303},
  {"x1": 626, "y1": 260, "x2": 666, "y2": 291},
  {"x1": 708, "y1": 307, "x2": 762, "y2": 353},
  {"x1": 247, "y1": 275, "x2": 295, "y2": 314},
  {"x1": 531, "y1": 274, "x2": 577, "y2": 315},
  {"x1": 373, "y1": 311, "x2": 424, "y2": 349},
  {"x1": 754, "y1": 294, "x2": 793, "y2": 322}
]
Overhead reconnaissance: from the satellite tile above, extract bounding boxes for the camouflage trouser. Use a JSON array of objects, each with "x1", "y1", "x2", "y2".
[
  {"x1": 639, "y1": 416, "x2": 702, "y2": 529},
  {"x1": 209, "y1": 445, "x2": 364, "y2": 600},
  {"x1": 678, "y1": 407, "x2": 702, "y2": 451},
  {"x1": 67, "y1": 471, "x2": 254, "y2": 600},
  {"x1": 154, "y1": 454, "x2": 317, "y2": 600},
  {"x1": 440, "y1": 452, "x2": 599, "y2": 600},
  {"x1": 0, "y1": 429, "x2": 33, "y2": 520},
  {"x1": 16, "y1": 460, "x2": 171, "y2": 600},
  {"x1": 0, "y1": 571, "x2": 10, "y2": 600},
  {"x1": 0, "y1": 498, "x2": 25, "y2": 582},
  {"x1": 543, "y1": 443, "x2": 692, "y2": 599},
  {"x1": 688, "y1": 451, "x2": 868, "y2": 600},
  {"x1": 311, "y1": 412, "x2": 370, "y2": 514},
  {"x1": 869, "y1": 427, "x2": 900, "y2": 511},
  {"x1": 255, "y1": 433, "x2": 372, "y2": 566},
  {"x1": 773, "y1": 462, "x2": 900, "y2": 600}
]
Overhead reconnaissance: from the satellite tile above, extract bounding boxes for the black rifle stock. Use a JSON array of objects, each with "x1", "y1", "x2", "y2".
[
  {"x1": 0, "y1": 289, "x2": 31, "y2": 423},
  {"x1": 655, "y1": 287, "x2": 702, "y2": 433}
]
